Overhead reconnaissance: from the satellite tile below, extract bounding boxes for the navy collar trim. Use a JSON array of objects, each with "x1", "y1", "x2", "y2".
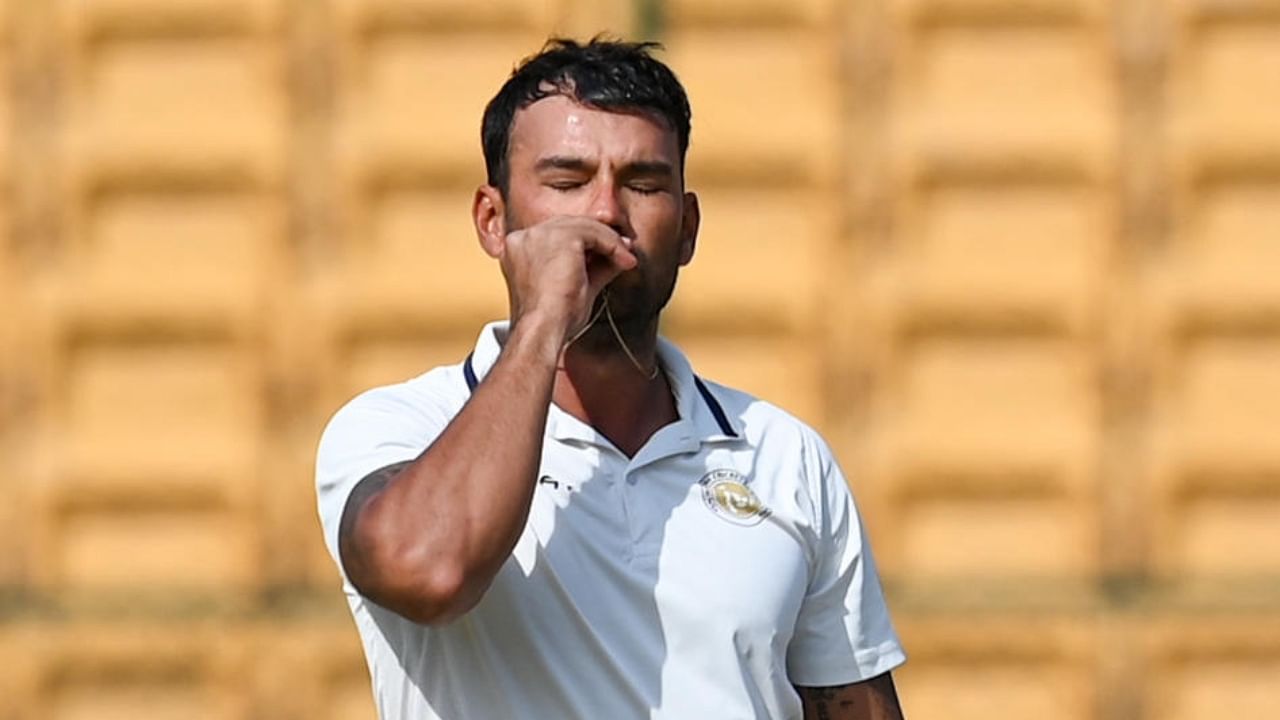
[
  {"x1": 463, "y1": 352, "x2": 479, "y2": 392},
  {"x1": 694, "y1": 376, "x2": 738, "y2": 438},
  {"x1": 461, "y1": 350, "x2": 739, "y2": 440}
]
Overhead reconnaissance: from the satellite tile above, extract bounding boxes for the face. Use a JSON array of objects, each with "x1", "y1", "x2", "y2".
[{"x1": 479, "y1": 95, "x2": 699, "y2": 335}]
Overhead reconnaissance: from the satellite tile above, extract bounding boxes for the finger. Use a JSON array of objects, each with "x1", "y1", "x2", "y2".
[
  {"x1": 577, "y1": 226, "x2": 637, "y2": 271},
  {"x1": 585, "y1": 256, "x2": 625, "y2": 298},
  {"x1": 547, "y1": 216, "x2": 635, "y2": 264}
]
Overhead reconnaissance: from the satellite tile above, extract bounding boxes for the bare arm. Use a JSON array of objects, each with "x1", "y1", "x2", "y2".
[
  {"x1": 798, "y1": 672, "x2": 905, "y2": 720},
  {"x1": 338, "y1": 317, "x2": 562, "y2": 624},
  {"x1": 337, "y1": 216, "x2": 635, "y2": 625}
]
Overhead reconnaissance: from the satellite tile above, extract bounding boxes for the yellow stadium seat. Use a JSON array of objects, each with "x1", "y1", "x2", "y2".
[
  {"x1": 666, "y1": 0, "x2": 836, "y2": 27},
  {"x1": 666, "y1": 30, "x2": 839, "y2": 184},
  {"x1": 866, "y1": 335, "x2": 1101, "y2": 578},
  {"x1": 334, "y1": 0, "x2": 555, "y2": 31},
  {"x1": 34, "y1": 623, "x2": 251, "y2": 720},
  {"x1": 56, "y1": 339, "x2": 262, "y2": 494},
  {"x1": 257, "y1": 424, "x2": 340, "y2": 591},
  {"x1": 1141, "y1": 9, "x2": 1280, "y2": 588},
  {"x1": 1146, "y1": 334, "x2": 1280, "y2": 580},
  {"x1": 1161, "y1": 11, "x2": 1280, "y2": 331},
  {"x1": 1168, "y1": 12, "x2": 1280, "y2": 158},
  {"x1": 0, "y1": 623, "x2": 39, "y2": 718},
  {"x1": 0, "y1": 27, "x2": 9, "y2": 192},
  {"x1": 333, "y1": 31, "x2": 544, "y2": 182},
  {"x1": 52, "y1": 1, "x2": 288, "y2": 337},
  {"x1": 0, "y1": 634, "x2": 15, "y2": 718},
  {"x1": 0, "y1": 4, "x2": 11, "y2": 340},
  {"x1": 256, "y1": 624, "x2": 377, "y2": 720},
  {"x1": 878, "y1": 176, "x2": 1110, "y2": 334},
  {"x1": 873, "y1": 5, "x2": 1118, "y2": 349},
  {"x1": 59, "y1": 0, "x2": 280, "y2": 31},
  {"x1": 880, "y1": 336, "x2": 1097, "y2": 485},
  {"x1": 324, "y1": 184, "x2": 507, "y2": 332},
  {"x1": 34, "y1": 502, "x2": 260, "y2": 593},
  {"x1": 336, "y1": 331, "x2": 478, "y2": 401},
  {"x1": 1142, "y1": 615, "x2": 1280, "y2": 720},
  {"x1": 667, "y1": 187, "x2": 832, "y2": 334},
  {"x1": 58, "y1": 4, "x2": 285, "y2": 183},
  {"x1": 59, "y1": 186, "x2": 284, "y2": 330},
  {"x1": 27, "y1": 338, "x2": 263, "y2": 593},
  {"x1": 1157, "y1": 172, "x2": 1280, "y2": 327},
  {"x1": 889, "y1": 8, "x2": 1115, "y2": 176},
  {"x1": 894, "y1": 614, "x2": 1098, "y2": 720},
  {"x1": 0, "y1": 194, "x2": 12, "y2": 461},
  {"x1": 665, "y1": 0, "x2": 834, "y2": 26}
]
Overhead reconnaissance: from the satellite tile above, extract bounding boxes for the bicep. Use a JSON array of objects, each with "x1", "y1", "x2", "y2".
[
  {"x1": 317, "y1": 384, "x2": 456, "y2": 571},
  {"x1": 797, "y1": 672, "x2": 904, "y2": 720},
  {"x1": 337, "y1": 459, "x2": 416, "y2": 587}
]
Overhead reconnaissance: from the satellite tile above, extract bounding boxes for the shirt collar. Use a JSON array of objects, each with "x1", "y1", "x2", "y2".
[{"x1": 463, "y1": 320, "x2": 740, "y2": 445}]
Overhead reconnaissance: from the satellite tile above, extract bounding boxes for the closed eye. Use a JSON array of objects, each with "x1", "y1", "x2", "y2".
[{"x1": 627, "y1": 184, "x2": 665, "y2": 195}]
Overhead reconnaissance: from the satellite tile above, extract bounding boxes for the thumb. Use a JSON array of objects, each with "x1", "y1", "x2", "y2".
[{"x1": 584, "y1": 256, "x2": 627, "y2": 306}]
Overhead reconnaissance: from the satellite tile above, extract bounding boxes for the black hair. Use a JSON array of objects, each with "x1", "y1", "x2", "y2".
[{"x1": 480, "y1": 37, "x2": 692, "y2": 193}]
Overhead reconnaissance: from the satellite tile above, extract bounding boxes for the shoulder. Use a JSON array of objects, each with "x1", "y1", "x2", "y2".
[
  {"x1": 318, "y1": 364, "x2": 469, "y2": 454},
  {"x1": 696, "y1": 378, "x2": 855, "y2": 549},
  {"x1": 696, "y1": 377, "x2": 838, "y2": 478}
]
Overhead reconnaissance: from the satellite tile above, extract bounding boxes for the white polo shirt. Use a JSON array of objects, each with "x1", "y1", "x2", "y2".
[{"x1": 316, "y1": 321, "x2": 905, "y2": 720}]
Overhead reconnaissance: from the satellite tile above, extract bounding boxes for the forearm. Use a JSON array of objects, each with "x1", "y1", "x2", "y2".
[
  {"x1": 798, "y1": 672, "x2": 904, "y2": 720},
  {"x1": 344, "y1": 314, "x2": 563, "y2": 623}
]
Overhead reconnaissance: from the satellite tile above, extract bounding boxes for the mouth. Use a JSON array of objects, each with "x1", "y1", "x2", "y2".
[{"x1": 606, "y1": 268, "x2": 645, "y2": 293}]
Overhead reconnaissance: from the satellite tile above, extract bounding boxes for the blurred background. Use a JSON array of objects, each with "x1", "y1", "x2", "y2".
[{"x1": 1, "y1": 0, "x2": 1278, "y2": 717}]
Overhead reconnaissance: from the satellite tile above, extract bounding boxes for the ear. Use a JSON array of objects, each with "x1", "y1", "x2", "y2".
[
  {"x1": 678, "y1": 191, "x2": 700, "y2": 266},
  {"x1": 473, "y1": 184, "x2": 507, "y2": 258}
]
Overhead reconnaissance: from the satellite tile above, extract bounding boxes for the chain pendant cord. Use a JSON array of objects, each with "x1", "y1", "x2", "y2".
[
  {"x1": 563, "y1": 291, "x2": 659, "y2": 380},
  {"x1": 602, "y1": 292, "x2": 659, "y2": 380},
  {"x1": 565, "y1": 299, "x2": 607, "y2": 347}
]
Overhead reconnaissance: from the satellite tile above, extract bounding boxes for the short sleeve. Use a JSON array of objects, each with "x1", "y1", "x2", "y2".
[
  {"x1": 786, "y1": 442, "x2": 906, "y2": 687},
  {"x1": 315, "y1": 381, "x2": 458, "y2": 588}
]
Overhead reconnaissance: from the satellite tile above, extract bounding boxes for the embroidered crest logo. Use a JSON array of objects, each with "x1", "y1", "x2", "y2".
[{"x1": 699, "y1": 469, "x2": 771, "y2": 526}]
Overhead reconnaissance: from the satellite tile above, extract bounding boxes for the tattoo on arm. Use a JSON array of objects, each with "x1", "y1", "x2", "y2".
[
  {"x1": 799, "y1": 672, "x2": 904, "y2": 720},
  {"x1": 809, "y1": 685, "x2": 845, "y2": 720},
  {"x1": 338, "y1": 460, "x2": 416, "y2": 577}
]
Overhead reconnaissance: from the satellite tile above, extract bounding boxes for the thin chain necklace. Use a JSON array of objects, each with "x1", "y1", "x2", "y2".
[
  {"x1": 564, "y1": 291, "x2": 659, "y2": 380},
  {"x1": 602, "y1": 293, "x2": 660, "y2": 380}
]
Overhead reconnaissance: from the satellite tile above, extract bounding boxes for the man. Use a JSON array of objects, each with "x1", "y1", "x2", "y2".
[{"x1": 316, "y1": 38, "x2": 906, "y2": 719}]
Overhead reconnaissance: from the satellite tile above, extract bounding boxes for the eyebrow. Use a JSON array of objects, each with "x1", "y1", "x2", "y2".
[
  {"x1": 533, "y1": 156, "x2": 675, "y2": 178},
  {"x1": 621, "y1": 161, "x2": 675, "y2": 178},
  {"x1": 534, "y1": 156, "x2": 592, "y2": 172}
]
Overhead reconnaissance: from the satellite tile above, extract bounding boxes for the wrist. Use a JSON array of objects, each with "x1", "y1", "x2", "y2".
[{"x1": 507, "y1": 309, "x2": 569, "y2": 367}]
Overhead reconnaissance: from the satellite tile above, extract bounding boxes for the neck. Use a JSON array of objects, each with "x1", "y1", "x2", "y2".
[{"x1": 552, "y1": 320, "x2": 677, "y2": 457}]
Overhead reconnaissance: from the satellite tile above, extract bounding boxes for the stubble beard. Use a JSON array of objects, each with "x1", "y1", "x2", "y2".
[{"x1": 572, "y1": 266, "x2": 677, "y2": 358}]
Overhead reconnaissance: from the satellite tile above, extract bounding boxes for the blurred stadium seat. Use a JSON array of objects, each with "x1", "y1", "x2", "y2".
[{"x1": 2, "y1": 0, "x2": 1279, "y2": 717}]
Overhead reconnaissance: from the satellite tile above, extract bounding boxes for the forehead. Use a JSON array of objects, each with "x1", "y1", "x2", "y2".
[{"x1": 508, "y1": 95, "x2": 679, "y2": 165}]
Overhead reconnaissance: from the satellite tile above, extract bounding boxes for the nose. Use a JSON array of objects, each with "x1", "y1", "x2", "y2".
[{"x1": 588, "y1": 182, "x2": 627, "y2": 235}]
